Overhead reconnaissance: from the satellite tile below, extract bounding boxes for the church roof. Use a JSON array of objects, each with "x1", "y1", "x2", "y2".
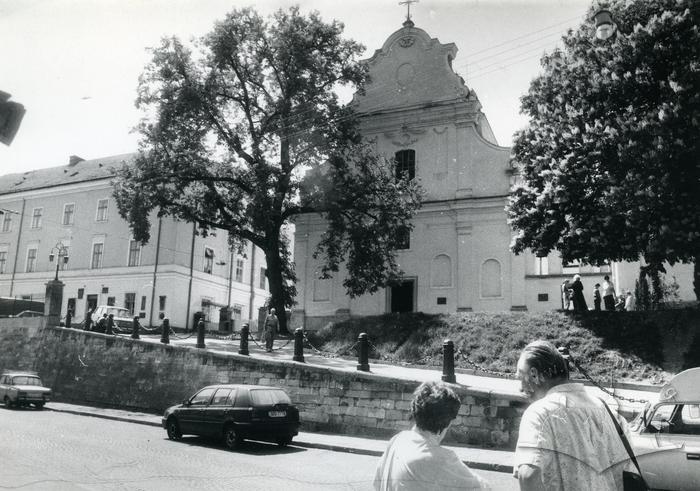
[{"x1": 0, "y1": 153, "x2": 136, "y2": 196}]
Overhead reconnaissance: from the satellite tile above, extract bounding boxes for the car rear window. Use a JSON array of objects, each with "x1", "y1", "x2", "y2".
[
  {"x1": 249, "y1": 389, "x2": 291, "y2": 406},
  {"x1": 107, "y1": 308, "x2": 130, "y2": 317},
  {"x1": 12, "y1": 376, "x2": 43, "y2": 386}
]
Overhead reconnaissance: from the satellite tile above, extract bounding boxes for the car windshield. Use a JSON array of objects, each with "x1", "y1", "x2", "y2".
[
  {"x1": 249, "y1": 389, "x2": 291, "y2": 406},
  {"x1": 106, "y1": 308, "x2": 130, "y2": 317},
  {"x1": 12, "y1": 376, "x2": 43, "y2": 386}
]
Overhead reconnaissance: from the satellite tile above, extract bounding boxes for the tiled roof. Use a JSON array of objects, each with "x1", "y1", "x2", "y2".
[{"x1": 0, "y1": 153, "x2": 136, "y2": 196}]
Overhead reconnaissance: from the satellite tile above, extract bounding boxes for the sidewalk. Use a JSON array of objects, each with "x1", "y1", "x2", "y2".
[{"x1": 46, "y1": 402, "x2": 515, "y2": 473}]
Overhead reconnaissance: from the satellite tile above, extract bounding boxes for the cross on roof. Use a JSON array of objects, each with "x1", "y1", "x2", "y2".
[{"x1": 399, "y1": 0, "x2": 418, "y2": 22}]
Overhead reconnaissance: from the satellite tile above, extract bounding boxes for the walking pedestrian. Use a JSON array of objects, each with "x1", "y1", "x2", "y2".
[
  {"x1": 131, "y1": 316, "x2": 141, "y2": 340},
  {"x1": 593, "y1": 283, "x2": 602, "y2": 311},
  {"x1": 514, "y1": 340, "x2": 635, "y2": 490},
  {"x1": 374, "y1": 381, "x2": 490, "y2": 490},
  {"x1": 263, "y1": 308, "x2": 279, "y2": 352},
  {"x1": 602, "y1": 275, "x2": 616, "y2": 311},
  {"x1": 570, "y1": 274, "x2": 588, "y2": 312}
]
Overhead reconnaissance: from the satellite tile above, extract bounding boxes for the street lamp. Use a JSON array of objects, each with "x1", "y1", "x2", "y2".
[
  {"x1": 593, "y1": 8, "x2": 616, "y2": 40},
  {"x1": 48, "y1": 242, "x2": 69, "y2": 281}
]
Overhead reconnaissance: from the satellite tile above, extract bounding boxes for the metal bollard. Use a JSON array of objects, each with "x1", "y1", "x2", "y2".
[
  {"x1": 441, "y1": 339, "x2": 456, "y2": 383},
  {"x1": 292, "y1": 328, "x2": 305, "y2": 363},
  {"x1": 196, "y1": 320, "x2": 206, "y2": 349},
  {"x1": 239, "y1": 323, "x2": 250, "y2": 355},
  {"x1": 357, "y1": 332, "x2": 370, "y2": 372},
  {"x1": 160, "y1": 318, "x2": 170, "y2": 345}
]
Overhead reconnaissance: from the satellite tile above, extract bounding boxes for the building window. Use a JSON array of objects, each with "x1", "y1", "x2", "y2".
[
  {"x1": 140, "y1": 295, "x2": 147, "y2": 311},
  {"x1": 62, "y1": 203, "x2": 75, "y2": 226},
  {"x1": 127, "y1": 240, "x2": 141, "y2": 267},
  {"x1": 30, "y1": 207, "x2": 43, "y2": 229},
  {"x1": 235, "y1": 258, "x2": 244, "y2": 282},
  {"x1": 535, "y1": 256, "x2": 549, "y2": 276},
  {"x1": 107, "y1": 296, "x2": 115, "y2": 306},
  {"x1": 538, "y1": 293, "x2": 549, "y2": 302},
  {"x1": 259, "y1": 267, "x2": 267, "y2": 290},
  {"x1": 481, "y1": 259, "x2": 502, "y2": 298},
  {"x1": 204, "y1": 247, "x2": 214, "y2": 274},
  {"x1": 395, "y1": 149, "x2": 416, "y2": 181},
  {"x1": 1, "y1": 213, "x2": 11, "y2": 232},
  {"x1": 125, "y1": 293, "x2": 136, "y2": 315},
  {"x1": 96, "y1": 199, "x2": 109, "y2": 221},
  {"x1": 159, "y1": 295, "x2": 167, "y2": 311},
  {"x1": 396, "y1": 227, "x2": 410, "y2": 250},
  {"x1": 0, "y1": 250, "x2": 7, "y2": 274},
  {"x1": 91, "y1": 242, "x2": 104, "y2": 269},
  {"x1": 26, "y1": 247, "x2": 38, "y2": 272},
  {"x1": 437, "y1": 297, "x2": 447, "y2": 305}
]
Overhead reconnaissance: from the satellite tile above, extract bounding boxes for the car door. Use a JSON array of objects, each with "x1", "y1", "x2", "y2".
[
  {"x1": 634, "y1": 403, "x2": 700, "y2": 491},
  {"x1": 204, "y1": 388, "x2": 234, "y2": 436},
  {"x1": 178, "y1": 388, "x2": 215, "y2": 435}
]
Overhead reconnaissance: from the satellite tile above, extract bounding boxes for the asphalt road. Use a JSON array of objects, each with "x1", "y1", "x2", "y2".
[{"x1": 0, "y1": 407, "x2": 517, "y2": 490}]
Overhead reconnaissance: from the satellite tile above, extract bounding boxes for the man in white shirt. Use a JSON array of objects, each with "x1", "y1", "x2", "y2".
[
  {"x1": 514, "y1": 341, "x2": 632, "y2": 491},
  {"x1": 602, "y1": 275, "x2": 616, "y2": 311},
  {"x1": 374, "y1": 381, "x2": 490, "y2": 490}
]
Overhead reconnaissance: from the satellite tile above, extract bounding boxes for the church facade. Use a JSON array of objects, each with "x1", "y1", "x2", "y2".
[{"x1": 291, "y1": 21, "x2": 695, "y2": 329}]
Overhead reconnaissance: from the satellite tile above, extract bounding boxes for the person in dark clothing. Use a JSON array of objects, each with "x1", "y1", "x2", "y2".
[
  {"x1": 95, "y1": 313, "x2": 107, "y2": 333},
  {"x1": 593, "y1": 283, "x2": 602, "y2": 311},
  {"x1": 65, "y1": 309, "x2": 73, "y2": 328},
  {"x1": 105, "y1": 313, "x2": 115, "y2": 335},
  {"x1": 263, "y1": 308, "x2": 279, "y2": 352},
  {"x1": 83, "y1": 309, "x2": 94, "y2": 331},
  {"x1": 131, "y1": 316, "x2": 141, "y2": 340},
  {"x1": 570, "y1": 274, "x2": 588, "y2": 312}
]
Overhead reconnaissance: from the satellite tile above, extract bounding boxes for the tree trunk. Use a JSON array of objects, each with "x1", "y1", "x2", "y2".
[{"x1": 264, "y1": 243, "x2": 290, "y2": 335}]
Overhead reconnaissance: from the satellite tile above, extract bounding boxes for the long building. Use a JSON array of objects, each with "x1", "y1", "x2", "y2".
[{"x1": 0, "y1": 154, "x2": 269, "y2": 329}]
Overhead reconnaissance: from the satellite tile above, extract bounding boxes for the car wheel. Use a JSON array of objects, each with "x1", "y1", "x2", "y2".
[
  {"x1": 166, "y1": 417, "x2": 182, "y2": 441},
  {"x1": 276, "y1": 436, "x2": 292, "y2": 447},
  {"x1": 34, "y1": 402, "x2": 45, "y2": 410},
  {"x1": 223, "y1": 424, "x2": 242, "y2": 450},
  {"x1": 3, "y1": 396, "x2": 14, "y2": 409}
]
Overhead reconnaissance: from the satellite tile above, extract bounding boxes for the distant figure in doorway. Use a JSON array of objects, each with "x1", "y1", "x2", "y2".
[
  {"x1": 374, "y1": 381, "x2": 490, "y2": 490},
  {"x1": 624, "y1": 291, "x2": 636, "y2": 312},
  {"x1": 263, "y1": 308, "x2": 279, "y2": 352},
  {"x1": 65, "y1": 309, "x2": 73, "y2": 328},
  {"x1": 131, "y1": 316, "x2": 141, "y2": 340},
  {"x1": 602, "y1": 275, "x2": 616, "y2": 311},
  {"x1": 593, "y1": 283, "x2": 602, "y2": 311},
  {"x1": 570, "y1": 274, "x2": 588, "y2": 312},
  {"x1": 83, "y1": 309, "x2": 94, "y2": 331}
]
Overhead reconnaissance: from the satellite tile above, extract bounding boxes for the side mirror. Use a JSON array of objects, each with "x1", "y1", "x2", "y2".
[{"x1": 182, "y1": 399, "x2": 190, "y2": 406}]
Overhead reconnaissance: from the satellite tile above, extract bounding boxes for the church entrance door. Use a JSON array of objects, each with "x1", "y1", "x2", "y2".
[{"x1": 390, "y1": 280, "x2": 415, "y2": 313}]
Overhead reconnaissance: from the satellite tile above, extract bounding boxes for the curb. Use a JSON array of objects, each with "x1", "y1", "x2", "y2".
[{"x1": 46, "y1": 406, "x2": 513, "y2": 474}]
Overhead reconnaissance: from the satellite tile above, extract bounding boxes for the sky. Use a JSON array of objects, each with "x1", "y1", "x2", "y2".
[{"x1": 0, "y1": 0, "x2": 591, "y2": 174}]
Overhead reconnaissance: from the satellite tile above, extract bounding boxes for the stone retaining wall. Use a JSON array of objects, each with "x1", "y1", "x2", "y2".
[{"x1": 0, "y1": 323, "x2": 525, "y2": 448}]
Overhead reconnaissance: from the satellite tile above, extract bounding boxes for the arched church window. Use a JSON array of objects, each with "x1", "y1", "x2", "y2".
[
  {"x1": 481, "y1": 259, "x2": 502, "y2": 297},
  {"x1": 395, "y1": 149, "x2": 415, "y2": 181},
  {"x1": 431, "y1": 254, "x2": 452, "y2": 287}
]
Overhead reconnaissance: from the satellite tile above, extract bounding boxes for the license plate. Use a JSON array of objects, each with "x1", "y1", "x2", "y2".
[{"x1": 269, "y1": 411, "x2": 286, "y2": 418}]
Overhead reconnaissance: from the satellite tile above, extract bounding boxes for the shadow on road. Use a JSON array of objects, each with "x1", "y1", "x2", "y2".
[{"x1": 173, "y1": 436, "x2": 307, "y2": 455}]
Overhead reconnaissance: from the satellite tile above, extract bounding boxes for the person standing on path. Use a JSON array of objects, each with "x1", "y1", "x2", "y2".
[
  {"x1": 131, "y1": 316, "x2": 141, "y2": 340},
  {"x1": 514, "y1": 340, "x2": 634, "y2": 490},
  {"x1": 263, "y1": 308, "x2": 279, "y2": 352},
  {"x1": 65, "y1": 309, "x2": 72, "y2": 328},
  {"x1": 593, "y1": 283, "x2": 602, "y2": 311},
  {"x1": 374, "y1": 381, "x2": 490, "y2": 490},
  {"x1": 105, "y1": 313, "x2": 115, "y2": 335},
  {"x1": 602, "y1": 275, "x2": 616, "y2": 311},
  {"x1": 570, "y1": 274, "x2": 587, "y2": 312},
  {"x1": 83, "y1": 309, "x2": 94, "y2": 331}
]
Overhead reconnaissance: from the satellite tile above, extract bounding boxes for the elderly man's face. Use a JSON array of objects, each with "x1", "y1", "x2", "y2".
[{"x1": 517, "y1": 355, "x2": 546, "y2": 402}]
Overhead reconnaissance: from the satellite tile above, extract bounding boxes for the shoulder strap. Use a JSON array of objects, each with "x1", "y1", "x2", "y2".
[{"x1": 599, "y1": 398, "x2": 647, "y2": 482}]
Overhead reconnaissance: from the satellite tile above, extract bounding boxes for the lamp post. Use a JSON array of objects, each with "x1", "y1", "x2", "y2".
[
  {"x1": 593, "y1": 6, "x2": 616, "y2": 40},
  {"x1": 48, "y1": 242, "x2": 69, "y2": 281}
]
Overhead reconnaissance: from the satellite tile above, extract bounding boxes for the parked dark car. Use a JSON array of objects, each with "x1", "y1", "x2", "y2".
[
  {"x1": 0, "y1": 371, "x2": 52, "y2": 409},
  {"x1": 162, "y1": 384, "x2": 300, "y2": 449}
]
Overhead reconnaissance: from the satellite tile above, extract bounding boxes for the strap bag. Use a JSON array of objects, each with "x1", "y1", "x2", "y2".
[{"x1": 600, "y1": 399, "x2": 650, "y2": 491}]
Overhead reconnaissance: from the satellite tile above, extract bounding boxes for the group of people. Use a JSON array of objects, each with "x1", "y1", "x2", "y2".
[
  {"x1": 562, "y1": 274, "x2": 636, "y2": 312},
  {"x1": 71, "y1": 308, "x2": 142, "y2": 339},
  {"x1": 373, "y1": 340, "x2": 638, "y2": 490}
]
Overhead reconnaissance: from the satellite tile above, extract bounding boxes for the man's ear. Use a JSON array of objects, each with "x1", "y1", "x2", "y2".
[{"x1": 529, "y1": 366, "x2": 541, "y2": 384}]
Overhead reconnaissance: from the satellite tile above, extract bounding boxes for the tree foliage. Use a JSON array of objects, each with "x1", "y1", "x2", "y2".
[
  {"x1": 113, "y1": 7, "x2": 422, "y2": 331},
  {"x1": 507, "y1": 0, "x2": 700, "y2": 297}
]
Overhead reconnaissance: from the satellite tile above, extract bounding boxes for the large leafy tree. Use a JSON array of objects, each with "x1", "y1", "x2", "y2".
[
  {"x1": 507, "y1": 0, "x2": 700, "y2": 299},
  {"x1": 113, "y1": 7, "x2": 422, "y2": 332}
]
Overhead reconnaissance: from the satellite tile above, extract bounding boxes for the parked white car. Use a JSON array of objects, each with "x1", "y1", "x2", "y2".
[
  {"x1": 0, "y1": 371, "x2": 52, "y2": 409},
  {"x1": 629, "y1": 367, "x2": 700, "y2": 491},
  {"x1": 91, "y1": 305, "x2": 133, "y2": 330}
]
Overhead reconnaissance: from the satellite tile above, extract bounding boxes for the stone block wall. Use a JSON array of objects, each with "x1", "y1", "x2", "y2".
[{"x1": 0, "y1": 323, "x2": 525, "y2": 448}]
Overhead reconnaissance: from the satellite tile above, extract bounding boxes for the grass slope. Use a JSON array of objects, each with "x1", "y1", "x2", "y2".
[{"x1": 308, "y1": 309, "x2": 700, "y2": 385}]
